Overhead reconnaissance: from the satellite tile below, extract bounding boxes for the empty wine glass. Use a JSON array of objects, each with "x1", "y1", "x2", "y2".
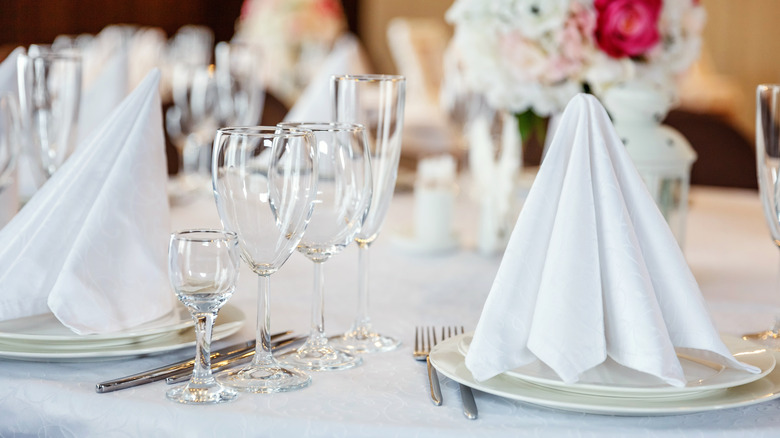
[
  {"x1": 212, "y1": 127, "x2": 318, "y2": 392},
  {"x1": 747, "y1": 84, "x2": 780, "y2": 347},
  {"x1": 167, "y1": 42, "x2": 264, "y2": 199},
  {"x1": 330, "y1": 74, "x2": 406, "y2": 354},
  {"x1": 276, "y1": 122, "x2": 372, "y2": 371},
  {"x1": 167, "y1": 229, "x2": 240, "y2": 405},
  {"x1": 17, "y1": 48, "x2": 82, "y2": 181}
]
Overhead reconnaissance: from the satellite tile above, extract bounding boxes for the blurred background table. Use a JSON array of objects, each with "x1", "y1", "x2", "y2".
[{"x1": 2, "y1": 186, "x2": 780, "y2": 437}]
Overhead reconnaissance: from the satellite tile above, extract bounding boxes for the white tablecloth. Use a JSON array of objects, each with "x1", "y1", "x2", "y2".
[{"x1": 2, "y1": 186, "x2": 780, "y2": 437}]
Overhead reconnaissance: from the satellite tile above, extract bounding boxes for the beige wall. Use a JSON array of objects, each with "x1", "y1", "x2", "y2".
[
  {"x1": 703, "y1": 0, "x2": 780, "y2": 137},
  {"x1": 359, "y1": 0, "x2": 452, "y2": 74},
  {"x1": 360, "y1": 0, "x2": 780, "y2": 138}
]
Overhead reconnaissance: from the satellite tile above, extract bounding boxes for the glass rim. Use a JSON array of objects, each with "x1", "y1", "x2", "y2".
[
  {"x1": 331, "y1": 74, "x2": 405, "y2": 83},
  {"x1": 276, "y1": 121, "x2": 366, "y2": 133},
  {"x1": 171, "y1": 229, "x2": 238, "y2": 243},
  {"x1": 217, "y1": 126, "x2": 314, "y2": 138}
]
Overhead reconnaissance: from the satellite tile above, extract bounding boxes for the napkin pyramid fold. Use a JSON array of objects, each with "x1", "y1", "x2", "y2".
[
  {"x1": 464, "y1": 94, "x2": 759, "y2": 386},
  {"x1": 0, "y1": 69, "x2": 174, "y2": 335}
]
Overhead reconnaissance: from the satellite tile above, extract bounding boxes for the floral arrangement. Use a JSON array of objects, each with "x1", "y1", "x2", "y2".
[
  {"x1": 445, "y1": 0, "x2": 706, "y2": 134},
  {"x1": 234, "y1": 0, "x2": 346, "y2": 105}
]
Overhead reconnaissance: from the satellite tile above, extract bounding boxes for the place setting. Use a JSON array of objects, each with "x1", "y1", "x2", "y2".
[{"x1": 427, "y1": 93, "x2": 780, "y2": 416}]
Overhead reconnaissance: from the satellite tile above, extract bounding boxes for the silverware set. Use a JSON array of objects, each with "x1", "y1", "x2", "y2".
[
  {"x1": 96, "y1": 331, "x2": 302, "y2": 393},
  {"x1": 414, "y1": 326, "x2": 477, "y2": 420}
]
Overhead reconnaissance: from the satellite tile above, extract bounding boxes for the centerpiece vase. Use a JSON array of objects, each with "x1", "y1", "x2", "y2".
[{"x1": 603, "y1": 82, "x2": 697, "y2": 248}]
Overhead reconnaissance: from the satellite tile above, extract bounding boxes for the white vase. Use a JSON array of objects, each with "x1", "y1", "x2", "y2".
[{"x1": 603, "y1": 82, "x2": 697, "y2": 248}]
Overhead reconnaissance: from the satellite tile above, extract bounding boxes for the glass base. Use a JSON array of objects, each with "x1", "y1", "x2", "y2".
[
  {"x1": 742, "y1": 329, "x2": 780, "y2": 350},
  {"x1": 218, "y1": 363, "x2": 311, "y2": 393},
  {"x1": 329, "y1": 329, "x2": 401, "y2": 354},
  {"x1": 278, "y1": 340, "x2": 362, "y2": 371},
  {"x1": 166, "y1": 379, "x2": 238, "y2": 405}
]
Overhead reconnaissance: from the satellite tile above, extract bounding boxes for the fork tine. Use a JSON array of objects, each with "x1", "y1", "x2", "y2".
[{"x1": 415, "y1": 326, "x2": 420, "y2": 352}]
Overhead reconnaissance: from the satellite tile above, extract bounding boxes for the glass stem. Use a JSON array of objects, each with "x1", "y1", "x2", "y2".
[
  {"x1": 354, "y1": 242, "x2": 372, "y2": 335},
  {"x1": 253, "y1": 274, "x2": 275, "y2": 366},
  {"x1": 311, "y1": 261, "x2": 326, "y2": 341},
  {"x1": 191, "y1": 312, "x2": 215, "y2": 383}
]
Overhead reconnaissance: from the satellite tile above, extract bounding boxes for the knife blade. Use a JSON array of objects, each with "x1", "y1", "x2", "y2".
[{"x1": 95, "y1": 331, "x2": 291, "y2": 393}]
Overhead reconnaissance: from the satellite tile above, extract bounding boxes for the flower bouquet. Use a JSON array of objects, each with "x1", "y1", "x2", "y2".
[{"x1": 445, "y1": 0, "x2": 706, "y2": 140}]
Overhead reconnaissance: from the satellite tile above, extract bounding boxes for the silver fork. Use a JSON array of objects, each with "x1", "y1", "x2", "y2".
[
  {"x1": 414, "y1": 326, "x2": 442, "y2": 406},
  {"x1": 414, "y1": 326, "x2": 478, "y2": 419}
]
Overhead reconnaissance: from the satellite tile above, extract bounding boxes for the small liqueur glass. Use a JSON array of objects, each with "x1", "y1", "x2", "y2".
[{"x1": 166, "y1": 229, "x2": 240, "y2": 405}]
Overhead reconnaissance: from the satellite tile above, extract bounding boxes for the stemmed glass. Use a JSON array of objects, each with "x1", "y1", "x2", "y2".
[
  {"x1": 17, "y1": 48, "x2": 82, "y2": 181},
  {"x1": 748, "y1": 84, "x2": 780, "y2": 347},
  {"x1": 330, "y1": 74, "x2": 406, "y2": 354},
  {"x1": 167, "y1": 42, "x2": 263, "y2": 197},
  {"x1": 276, "y1": 122, "x2": 372, "y2": 371},
  {"x1": 167, "y1": 229, "x2": 240, "y2": 405},
  {"x1": 212, "y1": 127, "x2": 318, "y2": 392}
]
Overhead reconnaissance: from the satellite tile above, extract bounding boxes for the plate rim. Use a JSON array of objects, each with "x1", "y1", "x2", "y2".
[
  {"x1": 431, "y1": 334, "x2": 780, "y2": 416},
  {"x1": 457, "y1": 333, "x2": 776, "y2": 397},
  {"x1": 0, "y1": 304, "x2": 245, "y2": 361},
  {"x1": 0, "y1": 306, "x2": 193, "y2": 344}
]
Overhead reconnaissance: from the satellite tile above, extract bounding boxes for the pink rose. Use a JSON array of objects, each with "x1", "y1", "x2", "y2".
[{"x1": 594, "y1": 0, "x2": 662, "y2": 58}]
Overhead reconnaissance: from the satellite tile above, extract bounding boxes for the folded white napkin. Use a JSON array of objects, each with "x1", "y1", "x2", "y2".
[
  {"x1": 0, "y1": 69, "x2": 174, "y2": 334},
  {"x1": 78, "y1": 47, "x2": 128, "y2": 144},
  {"x1": 465, "y1": 94, "x2": 758, "y2": 386},
  {"x1": 283, "y1": 33, "x2": 369, "y2": 122}
]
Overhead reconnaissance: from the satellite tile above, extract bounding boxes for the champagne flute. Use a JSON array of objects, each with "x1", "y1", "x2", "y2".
[
  {"x1": 17, "y1": 48, "x2": 82, "y2": 180},
  {"x1": 747, "y1": 84, "x2": 780, "y2": 346},
  {"x1": 276, "y1": 122, "x2": 372, "y2": 371},
  {"x1": 0, "y1": 92, "x2": 21, "y2": 228},
  {"x1": 212, "y1": 126, "x2": 318, "y2": 392},
  {"x1": 330, "y1": 74, "x2": 406, "y2": 354},
  {"x1": 167, "y1": 229, "x2": 240, "y2": 405}
]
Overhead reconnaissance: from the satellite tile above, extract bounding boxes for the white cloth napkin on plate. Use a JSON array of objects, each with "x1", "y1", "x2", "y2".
[
  {"x1": 283, "y1": 33, "x2": 369, "y2": 122},
  {"x1": 464, "y1": 94, "x2": 759, "y2": 387},
  {"x1": 0, "y1": 47, "x2": 24, "y2": 229},
  {"x1": 78, "y1": 44, "x2": 128, "y2": 144},
  {"x1": 0, "y1": 69, "x2": 174, "y2": 335}
]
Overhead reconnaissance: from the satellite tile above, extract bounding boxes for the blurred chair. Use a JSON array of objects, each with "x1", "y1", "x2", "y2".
[{"x1": 386, "y1": 17, "x2": 460, "y2": 173}]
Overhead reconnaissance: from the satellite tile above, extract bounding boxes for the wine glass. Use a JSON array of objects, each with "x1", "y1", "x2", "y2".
[
  {"x1": 167, "y1": 42, "x2": 263, "y2": 198},
  {"x1": 17, "y1": 47, "x2": 82, "y2": 181},
  {"x1": 276, "y1": 122, "x2": 372, "y2": 371},
  {"x1": 747, "y1": 84, "x2": 780, "y2": 346},
  {"x1": 330, "y1": 74, "x2": 406, "y2": 354},
  {"x1": 212, "y1": 126, "x2": 318, "y2": 392},
  {"x1": 167, "y1": 229, "x2": 240, "y2": 405}
]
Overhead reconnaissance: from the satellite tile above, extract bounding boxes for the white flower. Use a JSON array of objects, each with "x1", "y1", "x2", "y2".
[{"x1": 510, "y1": 0, "x2": 571, "y2": 39}]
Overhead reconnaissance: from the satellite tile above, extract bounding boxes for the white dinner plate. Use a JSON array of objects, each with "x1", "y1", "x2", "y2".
[
  {"x1": 431, "y1": 334, "x2": 780, "y2": 416},
  {"x1": 457, "y1": 334, "x2": 775, "y2": 398},
  {"x1": 0, "y1": 306, "x2": 194, "y2": 348},
  {"x1": 0, "y1": 304, "x2": 245, "y2": 362}
]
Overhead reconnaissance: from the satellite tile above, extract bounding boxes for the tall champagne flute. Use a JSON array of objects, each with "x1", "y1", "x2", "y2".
[
  {"x1": 212, "y1": 127, "x2": 318, "y2": 392},
  {"x1": 167, "y1": 229, "x2": 240, "y2": 405},
  {"x1": 747, "y1": 84, "x2": 780, "y2": 346},
  {"x1": 17, "y1": 48, "x2": 81, "y2": 180},
  {"x1": 330, "y1": 74, "x2": 406, "y2": 354},
  {"x1": 276, "y1": 122, "x2": 372, "y2": 371}
]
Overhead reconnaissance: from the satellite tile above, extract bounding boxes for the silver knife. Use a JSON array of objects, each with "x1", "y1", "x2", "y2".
[
  {"x1": 95, "y1": 331, "x2": 291, "y2": 393},
  {"x1": 459, "y1": 384, "x2": 478, "y2": 419}
]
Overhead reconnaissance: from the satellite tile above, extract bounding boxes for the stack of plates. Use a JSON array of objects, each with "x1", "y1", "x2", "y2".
[
  {"x1": 429, "y1": 333, "x2": 780, "y2": 416},
  {"x1": 0, "y1": 304, "x2": 245, "y2": 362}
]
